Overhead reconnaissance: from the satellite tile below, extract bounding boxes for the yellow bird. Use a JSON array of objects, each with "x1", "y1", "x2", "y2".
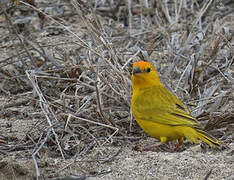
[{"x1": 131, "y1": 60, "x2": 224, "y2": 151}]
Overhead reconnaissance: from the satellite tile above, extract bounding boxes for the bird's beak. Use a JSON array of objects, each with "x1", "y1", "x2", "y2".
[{"x1": 132, "y1": 66, "x2": 141, "y2": 75}]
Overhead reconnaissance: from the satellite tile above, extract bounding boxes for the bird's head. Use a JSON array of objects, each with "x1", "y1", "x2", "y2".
[{"x1": 131, "y1": 61, "x2": 161, "y2": 88}]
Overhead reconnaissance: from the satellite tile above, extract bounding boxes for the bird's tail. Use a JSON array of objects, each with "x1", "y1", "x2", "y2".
[{"x1": 196, "y1": 128, "x2": 225, "y2": 148}]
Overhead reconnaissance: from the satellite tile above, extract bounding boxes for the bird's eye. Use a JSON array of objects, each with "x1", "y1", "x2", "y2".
[{"x1": 146, "y1": 68, "x2": 151, "y2": 73}]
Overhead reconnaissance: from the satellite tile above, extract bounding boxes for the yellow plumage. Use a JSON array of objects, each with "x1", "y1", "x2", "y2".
[{"x1": 131, "y1": 61, "x2": 223, "y2": 150}]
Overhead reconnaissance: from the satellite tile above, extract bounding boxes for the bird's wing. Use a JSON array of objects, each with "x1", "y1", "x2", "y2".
[{"x1": 133, "y1": 86, "x2": 199, "y2": 126}]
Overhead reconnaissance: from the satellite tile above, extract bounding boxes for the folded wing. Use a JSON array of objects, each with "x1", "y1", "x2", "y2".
[{"x1": 133, "y1": 85, "x2": 199, "y2": 127}]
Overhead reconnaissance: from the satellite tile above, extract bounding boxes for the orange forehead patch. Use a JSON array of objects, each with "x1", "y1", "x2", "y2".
[{"x1": 133, "y1": 61, "x2": 154, "y2": 70}]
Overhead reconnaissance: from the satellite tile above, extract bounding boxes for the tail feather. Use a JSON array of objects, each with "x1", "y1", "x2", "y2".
[{"x1": 196, "y1": 128, "x2": 225, "y2": 147}]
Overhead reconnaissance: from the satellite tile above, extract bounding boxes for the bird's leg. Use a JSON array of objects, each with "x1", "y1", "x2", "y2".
[
  {"x1": 141, "y1": 137, "x2": 171, "y2": 152},
  {"x1": 143, "y1": 139, "x2": 184, "y2": 152},
  {"x1": 135, "y1": 137, "x2": 184, "y2": 152},
  {"x1": 141, "y1": 137, "x2": 168, "y2": 151},
  {"x1": 142, "y1": 142, "x2": 177, "y2": 152},
  {"x1": 172, "y1": 138, "x2": 184, "y2": 152},
  {"x1": 172, "y1": 143, "x2": 182, "y2": 152},
  {"x1": 141, "y1": 141, "x2": 162, "y2": 151}
]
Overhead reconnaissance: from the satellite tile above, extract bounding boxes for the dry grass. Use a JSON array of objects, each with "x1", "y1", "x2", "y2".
[{"x1": 0, "y1": 0, "x2": 233, "y2": 179}]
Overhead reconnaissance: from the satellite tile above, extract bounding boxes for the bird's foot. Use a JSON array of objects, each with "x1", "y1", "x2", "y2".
[{"x1": 133, "y1": 142, "x2": 184, "y2": 152}]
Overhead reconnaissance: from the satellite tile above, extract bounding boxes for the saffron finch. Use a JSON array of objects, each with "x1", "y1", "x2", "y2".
[{"x1": 131, "y1": 61, "x2": 224, "y2": 151}]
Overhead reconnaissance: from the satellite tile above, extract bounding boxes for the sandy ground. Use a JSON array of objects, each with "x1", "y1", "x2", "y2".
[
  {"x1": 0, "y1": 141, "x2": 233, "y2": 180},
  {"x1": 0, "y1": 108, "x2": 233, "y2": 180},
  {"x1": 87, "y1": 145, "x2": 234, "y2": 180}
]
